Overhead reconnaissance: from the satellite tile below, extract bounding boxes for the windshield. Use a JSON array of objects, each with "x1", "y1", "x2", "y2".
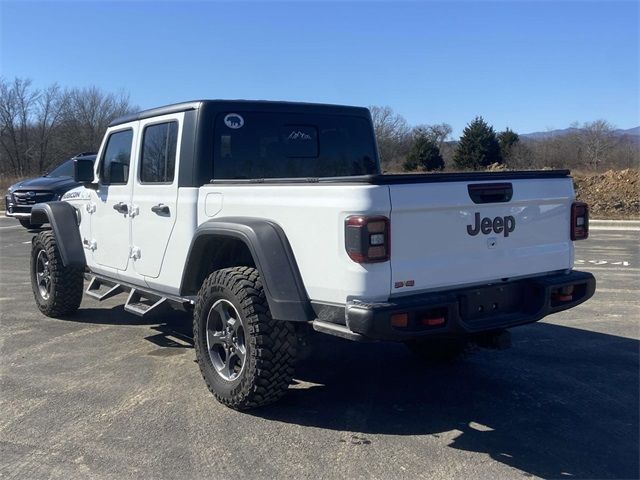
[
  {"x1": 47, "y1": 159, "x2": 75, "y2": 178},
  {"x1": 213, "y1": 112, "x2": 379, "y2": 179}
]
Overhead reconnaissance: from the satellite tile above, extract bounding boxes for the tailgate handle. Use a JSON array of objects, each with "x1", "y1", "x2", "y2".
[{"x1": 468, "y1": 183, "x2": 513, "y2": 204}]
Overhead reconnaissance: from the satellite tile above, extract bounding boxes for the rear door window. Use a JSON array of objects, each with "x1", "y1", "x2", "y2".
[
  {"x1": 140, "y1": 121, "x2": 178, "y2": 183},
  {"x1": 213, "y1": 112, "x2": 378, "y2": 179}
]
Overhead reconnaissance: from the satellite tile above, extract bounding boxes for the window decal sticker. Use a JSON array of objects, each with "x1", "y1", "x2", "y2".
[
  {"x1": 287, "y1": 130, "x2": 313, "y2": 140},
  {"x1": 224, "y1": 113, "x2": 244, "y2": 129},
  {"x1": 282, "y1": 125, "x2": 318, "y2": 157}
]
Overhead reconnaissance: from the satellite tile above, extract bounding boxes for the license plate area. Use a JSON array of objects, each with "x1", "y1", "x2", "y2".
[{"x1": 459, "y1": 282, "x2": 525, "y2": 323}]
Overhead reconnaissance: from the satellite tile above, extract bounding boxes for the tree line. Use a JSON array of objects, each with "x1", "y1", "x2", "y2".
[
  {"x1": 370, "y1": 105, "x2": 639, "y2": 173},
  {"x1": 0, "y1": 77, "x2": 636, "y2": 179},
  {"x1": 0, "y1": 77, "x2": 135, "y2": 178}
]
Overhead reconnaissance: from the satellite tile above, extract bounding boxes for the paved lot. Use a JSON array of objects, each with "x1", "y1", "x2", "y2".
[{"x1": 0, "y1": 216, "x2": 638, "y2": 480}]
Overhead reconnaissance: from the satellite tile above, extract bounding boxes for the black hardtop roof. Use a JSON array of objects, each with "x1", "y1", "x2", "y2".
[{"x1": 109, "y1": 100, "x2": 371, "y2": 127}]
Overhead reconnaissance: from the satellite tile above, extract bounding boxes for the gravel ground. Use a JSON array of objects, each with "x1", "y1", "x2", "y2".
[{"x1": 0, "y1": 217, "x2": 638, "y2": 480}]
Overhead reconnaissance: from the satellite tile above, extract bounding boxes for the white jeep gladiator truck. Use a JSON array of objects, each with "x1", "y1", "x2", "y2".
[{"x1": 28, "y1": 100, "x2": 595, "y2": 410}]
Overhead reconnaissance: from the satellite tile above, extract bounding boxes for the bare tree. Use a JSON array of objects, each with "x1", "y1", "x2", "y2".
[
  {"x1": 414, "y1": 123, "x2": 452, "y2": 151},
  {"x1": 0, "y1": 77, "x2": 136, "y2": 178},
  {"x1": 609, "y1": 136, "x2": 640, "y2": 169},
  {"x1": 524, "y1": 122, "x2": 585, "y2": 170},
  {"x1": 517, "y1": 120, "x2": 639, "y2": 172},
  {"x1": 0, "y1": 78, "x2": 38, "y2": 176},
  {"x1": 501, "y1": 141, "x2": 533, "y2": 169},
  {"x1": 64, "y1": 86, "x2": 134, "y2": 151},
  {"x1": 368, "y1": 105, "x2": 411, "y2": 170},
  {"x1": 34, "y1": 83, "x2": 69, "y2": 173},
  {"x1": 582, "y1": 119, "x2": 615, "y2": 169}
]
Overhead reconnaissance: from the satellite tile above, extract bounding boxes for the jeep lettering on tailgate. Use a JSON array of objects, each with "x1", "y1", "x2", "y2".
[{"x1": 467, "y1": 212, "x2": 516, "y2": 237}]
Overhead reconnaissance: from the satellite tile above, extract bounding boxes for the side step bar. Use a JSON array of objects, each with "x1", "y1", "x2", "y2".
[
  {"x1": 85, "y1": 274, "x2": 193, "y2": 318},
  {"x1": 124, "y1": 289, "x2": 169, "y2": 317},
  {"x1": 86, "y1": 276, "x2": 124, "y2": 301}
]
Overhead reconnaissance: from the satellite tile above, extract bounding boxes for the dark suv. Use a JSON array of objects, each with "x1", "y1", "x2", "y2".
[{"x1": 5, "y1": 153, "x2": 96, "y2": 229}]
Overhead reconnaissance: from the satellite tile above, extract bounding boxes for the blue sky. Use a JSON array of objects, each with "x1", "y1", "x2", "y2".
[{"x1": 1, "y1": 1, "x2": 638, "y2": 137}]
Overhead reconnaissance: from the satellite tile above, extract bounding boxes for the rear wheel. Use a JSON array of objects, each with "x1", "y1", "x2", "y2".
[
  {"x1": 193, "y1": 267, "x2": 297, "y2": 410},
  {"x1": 19, "y1": 218, "x2": 42, "y2": 230},
  {"x1": 30, "y1": 231, "x2": 84, "y2": 317},
  {"x1": 404, "y1": 338, "x2": 468, "y2": 363}
]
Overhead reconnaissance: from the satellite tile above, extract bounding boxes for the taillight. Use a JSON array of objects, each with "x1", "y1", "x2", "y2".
[
  {"x1": 345, "y1": 215, "x2": 390, "y2": 263},
  {"x1": 571, "y1": 202, "x2": 589, "y2": 240}
]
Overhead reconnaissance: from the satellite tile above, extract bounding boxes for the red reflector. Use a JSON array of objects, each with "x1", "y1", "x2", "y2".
[
  {"x1": 553, "y1": 294, "x2": 573, "y2": 302},
  {"x1": 422, "y1": 316, "x2": 446, "y2": 327},
  {"x1": 390, "y1": 313, "x2": 408, "y2": 328},
  {"x1": 367, "y1": 245, "x2": 387, "y2": 259},
  {"x1": 367, "y1": 221, "x2": 386, "y2": 234},
  {"x1": 561, "y1": 285, "x2": 575, "y2": 295}
]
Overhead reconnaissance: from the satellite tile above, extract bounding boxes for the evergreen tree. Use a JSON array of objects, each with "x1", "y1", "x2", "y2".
[
  {"x1": 403, "y1": 132, "x2": 444, "y2": 171},
  {"x1": 497, "y1": 127, "x2": 520, "y2": 160},
  {"x1": 453, "y1": 117, "x2": 502, "y2": 170}
]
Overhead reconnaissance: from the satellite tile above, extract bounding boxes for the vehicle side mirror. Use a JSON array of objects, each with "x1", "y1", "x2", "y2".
[{"x1": 74, "y1": 158, "x2": 97, "y2": 188}]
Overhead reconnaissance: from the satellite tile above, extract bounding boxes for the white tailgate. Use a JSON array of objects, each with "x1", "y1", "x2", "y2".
[{"x1": 389, "y1": 178, "x2": 575, "y2": 296}]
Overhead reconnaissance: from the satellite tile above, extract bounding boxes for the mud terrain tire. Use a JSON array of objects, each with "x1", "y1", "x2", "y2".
[
  {"x1": 193, "y1": 267, "x2": 297, "y2": 410},
  {"x1": 31, "y1": 231, "x2": 83, "y2": 317}
]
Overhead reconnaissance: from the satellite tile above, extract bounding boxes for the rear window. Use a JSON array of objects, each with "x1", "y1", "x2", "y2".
[{"x1": 213, "y1": 112, "x2": 378, "y2": 179}]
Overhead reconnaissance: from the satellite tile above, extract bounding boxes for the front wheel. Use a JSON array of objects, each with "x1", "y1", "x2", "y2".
[
  {"x1": 193, "y1": 267, "x2": 297, "y2": 410},
  {"x1": 30, "y1": 231, "x2": 84, "y2": 317}
]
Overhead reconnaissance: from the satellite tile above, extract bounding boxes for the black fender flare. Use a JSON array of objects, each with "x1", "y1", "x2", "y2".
[
  {"x1": 31, "y1": 202, "x2": 86, "y2": 268},
  {"x1": 180, "y1": 217, "x2": 313, "y2": 322}
]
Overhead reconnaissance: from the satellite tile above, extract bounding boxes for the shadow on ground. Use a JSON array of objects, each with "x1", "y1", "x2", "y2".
[
  {"x1": 62, "y1": 307, "x2": 639, "y2": 479},
  {"x1": 67, "y1": 306, "x2": 194, "y2": 347},
  {"x1": 266, "y1": 324, "x2": 638, "y2": 479}
]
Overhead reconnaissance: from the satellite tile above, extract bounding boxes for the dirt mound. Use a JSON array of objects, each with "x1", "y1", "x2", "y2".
[{"x1": 573, "y1": 169, "x2": 639, "y2": 219}]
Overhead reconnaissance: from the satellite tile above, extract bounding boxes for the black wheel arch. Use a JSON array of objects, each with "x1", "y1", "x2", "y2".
[
  {"x1": 180, "y1": 217, "x2": 313, "y2": 322},
  {"x1": 30, "y1": 202, "x2": 86, "y2": 269}
]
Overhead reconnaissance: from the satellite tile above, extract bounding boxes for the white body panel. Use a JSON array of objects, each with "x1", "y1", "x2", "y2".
[
  {"x1": 194, "y1": 184, "x2": 392, "y2": 304},
  {"x1": 131, "y1": 113, "x2": 184, "y2": 278},
  {"x1": 61, "y1": 187, "x2": 91, "y2": 251},
  {"x1": 388, "y1": 178, "x2": 575, "y2": 296},
  {"x1": 91, "y1": 125, "x2": 138, "y2": 272},
  {"x1": 67, "y1": 174, "x2": 576, "y2": 307},
  {"x1": 144, "y1": 188, "x2": 198, "y2": 294}
]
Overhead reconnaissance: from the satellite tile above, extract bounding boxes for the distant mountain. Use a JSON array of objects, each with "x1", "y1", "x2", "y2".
[
  {"x1": 520, "y1": 126, "x2": 640, "y2": 140},
  {"x1": 614, "y1": 126, "x2": 640, "y2": 136}
]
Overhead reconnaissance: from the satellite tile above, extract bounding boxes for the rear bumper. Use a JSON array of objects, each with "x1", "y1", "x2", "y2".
[{"x1": 345, "y1": 270, "x2": 596, "y2": 341}]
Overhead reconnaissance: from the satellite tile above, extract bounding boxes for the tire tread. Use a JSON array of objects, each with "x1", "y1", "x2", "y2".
[
  {"x1": 31, "y1": 231, "x2": 83, "y2": 317},
  {"x1": 193, "y1": 266, "x2": 296, "y2": 410}
]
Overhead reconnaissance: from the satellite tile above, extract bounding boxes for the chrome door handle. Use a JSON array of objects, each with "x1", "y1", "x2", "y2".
[
  {"x1": 113, "y1": 202, "x2": 128, "y2": 214},
  {"x1": 151, "y1": 204, "x2": 170, "y2": 215}
]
